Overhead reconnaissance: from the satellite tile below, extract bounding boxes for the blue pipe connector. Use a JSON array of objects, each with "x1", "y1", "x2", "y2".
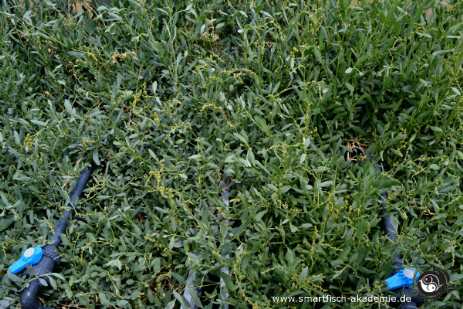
[
  {"x1": 9, "y1": 247, "x2": 44, "y2": 274},
  {"x1": 385, "y1": 268, "x2": 421, "y2": 290}
]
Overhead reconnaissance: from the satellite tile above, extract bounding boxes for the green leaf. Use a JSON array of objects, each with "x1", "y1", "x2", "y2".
[
  {"x1": 432, "y1": 50, "x2": 451, "y2": 56},
  {"x1": 69, "y1": 276, "x2": 75, "y2": 287},
  {"x1": 255, "y1": 210, "x2": 267, "y2": 221},
  {"x1": 14, "y1": 131, "x2": 20, "y2": 145},
  {"x1": 320, "y1": 181, "x2": 333, "y2": 187},
  {"x1": 246, "y1": 265, "x2": 259, "y2": 281},
  {"x1": 332, "y1": 265, "x2": 350, "y2": 280},
  {"x1": 373, "y1": 176, "x2": 401, "y2": 188},
  {"x1": 235, "y1": 131, "x2": 249, "y2": 145},
  {"x1": 345, "y1": 81, "x2": 354, "y2": 92},
  {"x1": 314, "y1": 47, "x2": 322, "y2": 63},
  {"x1": 267, "y1": 164, "x2": 281, "y2": 175},
  {"x1": 99, "y1": 292, "x2": 110, "y2": 306},
  {"x1": 93, "y1": 149, "x2": 101, "y2": 165},
  {"x1": 417, "y1": 32, "x2": 432, "y2": 39},
  {"x1": 220, "y1": 271, "x2": 235, "y2": 292},
  {"x1": 23, "y1": 10, "x2": 32, "y2": 25},
  {"x1": 451, "y1": 87, "x2": 461, "y2": 95},
  {"x1": 173, "y1": 291, "x2": 190, "y2": 309},
  {"x1": 171, "y1": 272, "x2": 185, "y2": 285},
  {"x1": 289, "y1": 223, "x2": 298, "y2": 232},
  {"x1": 165, "y1": 300, "x2": 176, "y2": 309},
  {"x1": 330, "y1": 259, "x2": 344, "y2": 267},
  {"x1": 152, "y1": 81, "x2": 157, "y2": 94},
  {"x1": 49, "y1": 276, "x2": 57, "y2": 290},
  {"x1": 356, "y1": 220, "x2": 370, "y2": 244},
  {"x1": 0, "y1": 218, "x2": 14, "y2": 232},
  {"x1": 191, "y1": 290, "x2": 204, "y2": 309},
  {"x1": 64, "y1": 99, "x2": 80, "y2": 118},
  {"x1": 31, "y1": 120, "x2": 47, "y2": 126},
  {"x1": 26, "y1": 265, "x2": 35, "y2": 277},
  {"x1": 285, "y1": 249, "x2": 295, "y2": 265},
  {"x1": 429, "y1": 126, "x2": 443, "y2": 133},
  {"x1": 68, "y1": 51, "x2": 85, "y2": 59},
  {"x1": 38, "y1": 278, "x2": 48, "y2": 286},
  {"x1": 152, "y1": 258, "x2": 161, "y2": 275},
  {"x1": 299, "y1": 266, "x2": 308, "y2": 284},
  {"x1": 254, "y1": 115, "x2": 270, "y2": 134},
  {"x1": 449, "y1": 274, "x2": 463, "y2": 282},
  {"x1": 7, "y1": 270, "x2": 22, "y2": 283},
  {"x1": 390, "y1": 215, "x2": 399, "y2": 234},
  {"x1": 148, "y1": 149, "x2": 157, "y2": 159},
  {"x1": 116, "y1": 300, "x2": 128, "y2": 307}
]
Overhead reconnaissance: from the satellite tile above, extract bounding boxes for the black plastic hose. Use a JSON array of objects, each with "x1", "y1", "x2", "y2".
[
  {"x1": 352, "y1": 147, "x2": 423, "y2": 309},
  {"x1": 370, "y1": 155, "x2": 423, "y2": 309},
  {"x1": 366, "y1": 149, "x2": 404, "y2": 275},
  {"x1": 19, "y1": 163, "x2": 94, "y2": 309}
]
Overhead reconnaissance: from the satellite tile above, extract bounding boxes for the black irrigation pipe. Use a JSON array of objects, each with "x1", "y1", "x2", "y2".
[
  {"x1": 8, "y1": 163, "x2": 94, "y2": 309},
  {"x1": 353, "y1": 147, "x2": 423, "y2": 309}
]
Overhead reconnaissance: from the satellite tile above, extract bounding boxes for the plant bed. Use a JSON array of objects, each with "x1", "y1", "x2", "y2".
[{"x1": 1, "y1": 0, "x2": 463, "y2": 308}]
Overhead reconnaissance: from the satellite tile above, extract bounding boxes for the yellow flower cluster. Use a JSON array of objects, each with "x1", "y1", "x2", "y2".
[
  {"x1": 163, "y1": 121, "x2": 192, "y2": 143},
  {"x1": 200, "y1": 103, "x2": 223, "y2": 112},
  {"x1": 152, "y1": 111, "x2": 159, "y2": 122},
  {"x1": 116, "y1": 92, "x2": 131, "y2": 107},
  {"x1": 82, "y1": 139, "x2": 93, "y2": 147},
  {"x1": 24, "y1": 133, "x2": 34, "y2": 148},
  {"x1": 132, "y1": 83, "x2": 147, "y2": 112},
  {"x1": 146, "y1": 169, "x2": 175, "y2": 202},
  {"x1": 144, "y1": 235, "x2": 168, "y2": 251}
]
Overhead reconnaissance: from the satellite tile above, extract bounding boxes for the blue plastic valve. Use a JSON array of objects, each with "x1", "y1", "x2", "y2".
[
  {"x1": 9, "y1": 247, "x2": 44, "y2": 274},
  {"x1": 385, "y1": 268, "x2": 420, "y2": 290}
]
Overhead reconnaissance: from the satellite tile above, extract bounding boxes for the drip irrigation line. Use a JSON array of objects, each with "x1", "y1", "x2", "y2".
[
  {"x1": 353, "y1": 147, "x2": 403, "y2": 273},
  {"x1": 8, "y1": 163, "x2": 94, "y2": 309},
  {"x1": 352, "y1": 147, "x2": 423, "y2": 309}
]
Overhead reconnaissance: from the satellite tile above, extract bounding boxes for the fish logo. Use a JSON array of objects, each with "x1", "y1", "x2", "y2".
[{"x1": 415, "y1": 268, "x2": 457, "y2": 300}]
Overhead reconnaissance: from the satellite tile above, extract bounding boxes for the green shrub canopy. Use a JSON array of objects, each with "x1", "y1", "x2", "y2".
[{"x1": 1, "y1": 0, "x2": 462, "y2": 308}]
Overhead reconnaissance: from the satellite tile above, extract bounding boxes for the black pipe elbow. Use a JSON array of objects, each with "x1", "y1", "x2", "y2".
[
  {"x1": 19, "y1": 281, "x2": 54, "y2": 309},
  {"x1": 20, "y1": 245, "x2": 61, "y2": 309},
  {"x1": 20, "y1": 280, "x2": 44, "y2": 309}
]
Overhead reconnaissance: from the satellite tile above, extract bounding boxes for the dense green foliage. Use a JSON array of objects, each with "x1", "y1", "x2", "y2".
[{"x1": 1, "y1": 0, "x2": 463, "y2": 308}]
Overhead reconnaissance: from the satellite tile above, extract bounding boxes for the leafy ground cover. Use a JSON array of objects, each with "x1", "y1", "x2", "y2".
[{"x1": 1, "y1": 0, "x2": 463, "y2": 308}]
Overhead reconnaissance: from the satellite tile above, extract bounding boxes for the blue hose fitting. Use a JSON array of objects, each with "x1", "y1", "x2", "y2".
[
  {"x1": 9, "y1": 247, "x2": 43, "y2": 274},
  {"x1": 385, "y1": 268, "x2": 421, "y2": 290}
]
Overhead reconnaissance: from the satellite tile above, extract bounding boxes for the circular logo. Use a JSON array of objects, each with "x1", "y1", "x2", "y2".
[{"x1": 416, "y1": 269, "x2": 457, "y2": 300}]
